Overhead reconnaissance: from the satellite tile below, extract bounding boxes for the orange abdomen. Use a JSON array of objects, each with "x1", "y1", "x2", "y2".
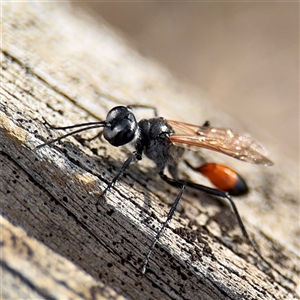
[{"x1": 198, "y1": 163, "x2": 248, "y2": 196}]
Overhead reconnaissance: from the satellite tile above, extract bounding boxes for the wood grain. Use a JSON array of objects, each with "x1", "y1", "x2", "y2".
[{"x1": 1, "y1": 2, "x2": 299, "y2": 300}]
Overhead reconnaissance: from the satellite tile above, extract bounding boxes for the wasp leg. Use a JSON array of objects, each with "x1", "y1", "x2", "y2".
[
  {"x1": 185, "y1": 181, "x2": 263, "y2": 260},
  {"x1": 97, "y1": 151, "x2": 141, "y2": 206},
  {"x1": 141, "y1": 171, "x2": 185, "y2": 274}
]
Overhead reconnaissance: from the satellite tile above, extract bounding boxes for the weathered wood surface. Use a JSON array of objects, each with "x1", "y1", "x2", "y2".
[
  {"x1": 1, "y1": 2, "x2": 299, "y2": 300},
  {"x1": 1, "y1": 215, "x2": 126, "y2": 300}
]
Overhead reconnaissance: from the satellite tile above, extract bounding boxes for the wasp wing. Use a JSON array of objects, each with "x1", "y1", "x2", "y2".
[{"x1": 167, "y1": 120, "x2": 273, "y2": 166}]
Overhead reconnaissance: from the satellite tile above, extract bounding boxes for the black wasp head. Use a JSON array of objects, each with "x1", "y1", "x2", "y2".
[{"x1": 103, "y1": 106, "x2": 138, "y2": 147}]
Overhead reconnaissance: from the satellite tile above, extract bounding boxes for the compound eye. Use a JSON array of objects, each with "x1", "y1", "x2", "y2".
[{"x1": 103, "y1": 106, "x2": 137, "y2": 146}]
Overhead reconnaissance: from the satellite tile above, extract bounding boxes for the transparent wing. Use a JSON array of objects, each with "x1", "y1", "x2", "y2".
[{"x1": 167, "y1": 120, "x2": 273, "y2": 166}]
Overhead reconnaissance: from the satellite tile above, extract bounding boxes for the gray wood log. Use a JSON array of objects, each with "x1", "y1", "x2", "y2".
[
  {"x1": 1, "y1": 2, "x2": 299, "y2": 300},
  {"x1": 1, "y1": 215, "x2": 127, "y2": 300}
]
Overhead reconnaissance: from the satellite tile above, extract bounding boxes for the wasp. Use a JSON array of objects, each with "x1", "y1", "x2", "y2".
[{"x1": 37, "y1": 105, "x2": 273, "y2": 273}]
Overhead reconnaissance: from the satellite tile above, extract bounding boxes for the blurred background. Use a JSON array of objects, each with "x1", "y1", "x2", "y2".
[{"x1": 77, "y1": 2, "x2": 299, "y2": 162}]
